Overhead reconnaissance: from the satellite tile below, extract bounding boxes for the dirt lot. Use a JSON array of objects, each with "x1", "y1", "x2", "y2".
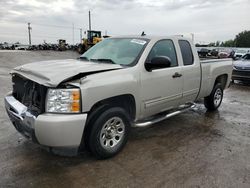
[{"x1": 0, "y1": 51, "x2": 249, "y2": 188}]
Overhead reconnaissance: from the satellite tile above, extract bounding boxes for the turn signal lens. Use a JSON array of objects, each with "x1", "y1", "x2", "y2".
[{"x1": 72, "y1": 90, "x2": 80, "y2": 100}]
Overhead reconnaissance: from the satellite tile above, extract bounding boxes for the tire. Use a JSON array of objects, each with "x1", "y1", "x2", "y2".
[
  {"x1": 88, "y1": 107, "x2": 131, "y2": 159},
  {"x1": 204, "y1": 83, "x2": 223, "y2": 111},
  {"x1": 77, "y1": 44, "x2": 85, "y2": 54}
]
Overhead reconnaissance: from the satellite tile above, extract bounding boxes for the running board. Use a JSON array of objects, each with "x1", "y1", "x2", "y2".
[{"x1": 133, "y1": 103, "x2": 196, "y2": 127}]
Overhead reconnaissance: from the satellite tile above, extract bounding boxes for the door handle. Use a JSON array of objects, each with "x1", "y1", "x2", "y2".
[{"x1": 172, "y1": 72, "x2": 182, "y2": 78}]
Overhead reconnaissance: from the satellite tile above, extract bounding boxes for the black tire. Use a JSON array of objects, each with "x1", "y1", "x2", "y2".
[
  {"x1": 77, "y1": 44, "x2": 85, "y2": 54},
  {"x1": 88, "y1": 107, "x2": 131, "y2": 159},
  {"x1": 204, "y1": 83, "x2": 223, "y2": 111},
  {"x1": 79, "y1": 105, "x2": 108, "y2": 152}
]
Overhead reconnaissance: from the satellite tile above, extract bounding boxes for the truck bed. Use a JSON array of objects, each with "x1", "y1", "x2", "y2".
[{"x1": 198, "y1": 58, "x2": 233, "y2": 99}]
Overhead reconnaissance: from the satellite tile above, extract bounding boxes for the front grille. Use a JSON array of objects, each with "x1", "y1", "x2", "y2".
[
  {"x1": 12, "y1": 74, "x2": 47, "y2": 116},
  {"x1": 233, "y1": 70, "x2": 250, "y2": 77}
]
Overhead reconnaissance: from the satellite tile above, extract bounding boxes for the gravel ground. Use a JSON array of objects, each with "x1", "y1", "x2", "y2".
[{"x1": 0, "y1": 50, "x2": 249, "y2": 188}]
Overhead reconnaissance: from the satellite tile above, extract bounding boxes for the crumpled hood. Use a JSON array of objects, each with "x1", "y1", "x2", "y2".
[{"x1": 11, "y1": 59, "x2": 123, "y2": 87}]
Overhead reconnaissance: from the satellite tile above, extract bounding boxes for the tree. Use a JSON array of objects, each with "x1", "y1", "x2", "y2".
[
  {"x1": 208, "y1": 42, "x2": 215, "y2": 47},
  {"x1": 222, "y1": 39, "x2": 235, "y2": 47},
  {"x1": 235, "y1": 30, "x2": 250, "y2": 47},
  {"x1": 215, "y1": 41, "x2": 220, "y2": 47}
]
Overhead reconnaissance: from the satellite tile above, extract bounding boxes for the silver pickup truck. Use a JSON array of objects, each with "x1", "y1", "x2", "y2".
[{"x1": 5, "y1": 36, "x2": 232, "y2": 159}]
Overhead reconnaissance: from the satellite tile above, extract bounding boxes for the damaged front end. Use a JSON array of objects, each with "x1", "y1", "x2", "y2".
[
  {"x1": 4, "y1": 74, "x2": 47, "y2": 142},
  {"x1": 12, "y1": 74, "x2": 47, "y2": 116}
]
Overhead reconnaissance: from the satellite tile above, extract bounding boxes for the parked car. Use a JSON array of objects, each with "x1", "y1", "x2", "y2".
[
  {"x1": 218, "y1": 49, "x2": 232, "y2": 58},
  {"x1": 218, "y1": 51, "x2": 230, "y2": 58},
  {"x1": 233, "y1": 49, "x2": 248, "y2": 60},
  {"x1": 15, "y1": 45, "x2": 30, "y2": 50},
  {"x1": 209, "y1": 48, "x2": 219, "y2": 57},
  {"x1": 198, "y1": 48, "x2": 210, "y2": 58},
  {"x1": 5, "y1": 36, "x2": 232, "y2": 159},
  {"x1": 232, "y1": 53, "x2": 250, "y2": 83}
]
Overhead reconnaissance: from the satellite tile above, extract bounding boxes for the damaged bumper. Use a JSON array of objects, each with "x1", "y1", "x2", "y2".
[{"x1": 5, "y1": 94, "x2": 87, "y2": 155}]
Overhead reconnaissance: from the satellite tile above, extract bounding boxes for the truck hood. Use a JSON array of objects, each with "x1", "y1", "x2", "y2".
[{"x1": 11, "y1": 59, "x2": 123, "y2": 87}]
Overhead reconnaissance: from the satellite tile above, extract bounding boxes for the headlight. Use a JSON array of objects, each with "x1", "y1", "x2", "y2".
[{"x1": 46, "y1": 88, "x2": 81, "y2": 113}]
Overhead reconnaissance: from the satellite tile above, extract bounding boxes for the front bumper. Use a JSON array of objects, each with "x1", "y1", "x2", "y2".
[
  {"x1": 232, "y1": 70, "x2": 250, "y2": 82},
  {"x1": 5, "y1": 94, "x2": 87, "y2": 150}
]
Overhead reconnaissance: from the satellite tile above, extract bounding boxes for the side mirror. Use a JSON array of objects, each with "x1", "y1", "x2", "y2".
[{"x1": 145, "y1": 56, "x2": 171, "y2": 71}]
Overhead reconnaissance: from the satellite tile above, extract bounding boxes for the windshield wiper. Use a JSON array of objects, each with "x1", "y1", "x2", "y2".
[
  {"x1": 90, "y1": 58, "x2": 116, "y2": 64},
  {"x1": 79, "y1": 56, "x2": 89, "y2": 60}
]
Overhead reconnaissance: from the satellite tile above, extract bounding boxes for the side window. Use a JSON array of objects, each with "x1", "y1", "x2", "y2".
[
  {"x1": 148, "y1": 40, "x2": 178, "y2": 67},
  {"x1": 178, "y1": 40, "x2": 194, "y2": 66}
]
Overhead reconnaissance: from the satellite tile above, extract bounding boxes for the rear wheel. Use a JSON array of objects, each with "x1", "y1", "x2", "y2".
[
  {"x1": 88, "y1": 107, "x2": 130, "y2": 159},
  {"x1": 204, "y1": 83, "x2": 223, "y2": 111}
]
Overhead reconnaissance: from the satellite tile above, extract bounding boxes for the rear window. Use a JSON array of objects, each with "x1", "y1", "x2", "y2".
[{"x1": 179, "y1": 40, "x2": 194, "y2": 66}]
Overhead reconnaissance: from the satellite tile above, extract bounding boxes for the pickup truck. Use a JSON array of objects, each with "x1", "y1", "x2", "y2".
[{"x1": 5, "y1": 36, "x2": 232, "y2": 159}]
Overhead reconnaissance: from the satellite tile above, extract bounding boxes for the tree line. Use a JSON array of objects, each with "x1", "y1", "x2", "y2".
[{"x1": 196, "y1": 30, "x2": 250, "y2": 48}]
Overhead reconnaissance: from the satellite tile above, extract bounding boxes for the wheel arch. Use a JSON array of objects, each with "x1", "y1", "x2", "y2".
[
  {"x1": 87, "y1": 94, "x2": 136, "y2": 121},
  {"x1": 79, "y1": 94, "x2": 136, "y2": 151},
  {"x1": 214, "y1": 74, "x2": 228, "y2": 89}
]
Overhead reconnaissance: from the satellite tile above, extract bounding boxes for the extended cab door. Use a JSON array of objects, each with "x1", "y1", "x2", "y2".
[
  {"x1": 140, "y1": 39, "x2": 183, "y2": 118},
  {"x1": 178, "y1": 40, "x2": 201, "y2": 104}
]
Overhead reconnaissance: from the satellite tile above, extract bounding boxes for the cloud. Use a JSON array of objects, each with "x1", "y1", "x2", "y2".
[{"x1": 0, "y1": 0, "x2": 249, "y2": 44}]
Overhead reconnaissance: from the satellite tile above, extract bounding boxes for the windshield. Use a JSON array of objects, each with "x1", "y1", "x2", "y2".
[
  {"x1": 80, "y1": 38, "x2": 148, "y2": 66},
  {"x1": 242, "y1": 54, "x2": 250, "y2": 60}
]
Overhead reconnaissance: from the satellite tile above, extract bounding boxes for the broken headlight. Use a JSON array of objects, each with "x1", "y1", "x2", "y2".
[{"x1": 46, "y1": 88, "x2": 81, "y2": 113}]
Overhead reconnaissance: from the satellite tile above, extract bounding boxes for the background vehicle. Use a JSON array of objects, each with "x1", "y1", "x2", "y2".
[
  {"x1": 218, "y1": 48, "x2": 232, "y2": 58},
  {"x1": 209, "y1": 48, "x2": 219, "y2": 57},
  {"x1": 5, "y1": 36, "x2": 232, "y2": 159},
  {"x1": 77, "y1": 30, "x2": 102, "y2": 54},
  {"x1": 197, "y1": 48, "x2": 210, "y2": 58},
  {"x1": 233, "y1": 49, "x2": 248, "y2": 59},
  {"x1": 15, "y1": 44, "x2": 30, "y2": 50},
  {"x1": 232, "y1": 53, "x2": 250, "y2": 82},
  {"x1": 58, "y1": 39, "x2": 66, "y2": 51}
]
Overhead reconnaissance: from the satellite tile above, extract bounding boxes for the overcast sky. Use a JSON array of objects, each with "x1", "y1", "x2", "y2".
[{"x1": 0, "y1": 0, "x2": 250, "y2": 44}]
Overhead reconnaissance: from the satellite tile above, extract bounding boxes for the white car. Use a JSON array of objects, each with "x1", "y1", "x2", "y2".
[
  {"x1": 5, "y1": 36, "x2": 232, "y2": 159},
  {"x1": 234, "y1": 49, "x2": 249, "y2": 59}
]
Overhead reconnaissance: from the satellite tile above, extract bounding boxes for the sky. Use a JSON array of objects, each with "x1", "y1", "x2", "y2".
[{"x1": 0, "y1": 0, "x2": 250, "y2": 44}]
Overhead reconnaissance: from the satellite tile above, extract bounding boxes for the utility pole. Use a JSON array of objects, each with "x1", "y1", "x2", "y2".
[
  {"x1": 28, "y1": 23, "x2": 31, "y2": 45},
  {"x1": 191, "y1": 33, "x2": 194, "y2": 43},
  {"x1": 80, "y1": 28, "x2": 82, "y2": 42},
  {"x1": 88, "y1": 10, "x2": 91, "y2": 31},
  {"x1": 72, "y1": 23, "x2": 75, "y2": 45}
]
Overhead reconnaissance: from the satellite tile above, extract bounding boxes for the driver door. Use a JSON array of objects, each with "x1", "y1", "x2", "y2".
[{"x1": 140, "y1": 39, "x2": 183, "y2": 118}]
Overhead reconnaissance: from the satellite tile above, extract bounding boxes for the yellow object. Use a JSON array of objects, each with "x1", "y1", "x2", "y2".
[
  {"x1": 71, "y1": 102, "x2": 80, "y2": 112},
  {"x1": 78, "y1": 30, "x2": 102, "y2": 54},
  {"x1": 72, "y1": 90, "x2": 80, "y2": 100},
  {"x1": 71, "y1": 90, "x2": 80, "y2": 112}
]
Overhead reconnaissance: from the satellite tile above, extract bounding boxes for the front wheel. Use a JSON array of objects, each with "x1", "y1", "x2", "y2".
[
  {"x1": 204, "y1": 83, "x2": 223, "y2": 111},
  {"x1": 88, "y1": 107, "x2": 130, "y2": 159}
]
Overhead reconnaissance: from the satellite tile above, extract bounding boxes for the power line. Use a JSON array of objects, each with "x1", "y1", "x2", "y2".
[{"x1": 32, "y1": 23, "x2": 82, "y2": 30}]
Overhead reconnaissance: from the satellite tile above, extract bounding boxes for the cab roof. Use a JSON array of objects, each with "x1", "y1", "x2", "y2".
[{"x1": 110, "y1": 35, "x2": 190, "y2": 41}]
